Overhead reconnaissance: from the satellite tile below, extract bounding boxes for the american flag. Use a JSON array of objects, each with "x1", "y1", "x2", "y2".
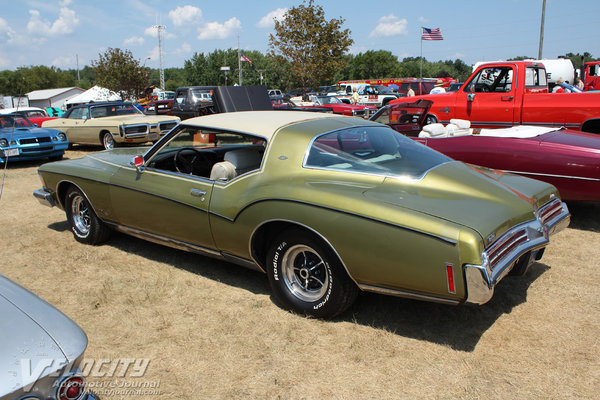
[
  {"x1": 240, "y1": 53, "x2": 253, "y2": 66},
  {"x1": 421, "y1": 27, "x2": 443, "y2": 41}
]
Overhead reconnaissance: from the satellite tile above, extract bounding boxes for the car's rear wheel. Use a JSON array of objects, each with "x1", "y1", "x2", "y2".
[
  {"x1": 266, "y1": 228, "x2": 358, "y2": 318},
  {"x1": 65, "y1": 186, "x2": 110, "y2": 245},
  {"x1": 102, "y1": 132, "x2": 116, "y2": 150},
  {"x1": 425, "y1": 114, "x2": 438, "y2": 125}
]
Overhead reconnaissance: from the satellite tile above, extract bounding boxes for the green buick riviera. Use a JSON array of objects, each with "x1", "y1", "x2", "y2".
[{"x1": 34, "y1": 111, "x2": 570, "y2": 318}]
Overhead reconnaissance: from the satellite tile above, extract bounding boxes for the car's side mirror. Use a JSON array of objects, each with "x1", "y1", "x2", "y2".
[
  {"x1": 130, "y1": 155, "x2": 144, "y2": 173},
  {"x1": 467, "y1": 93, "x2": 476, "y2": 102}
]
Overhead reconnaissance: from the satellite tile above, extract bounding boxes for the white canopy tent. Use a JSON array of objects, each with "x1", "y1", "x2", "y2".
[{"x1": 64, "y1": 86, "x2": 121, "y2": 106}]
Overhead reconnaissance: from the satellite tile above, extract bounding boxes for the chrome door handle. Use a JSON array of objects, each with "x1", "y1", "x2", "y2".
[{"x1": 190, "y1": 189, "x2": 207, "y2": 197}]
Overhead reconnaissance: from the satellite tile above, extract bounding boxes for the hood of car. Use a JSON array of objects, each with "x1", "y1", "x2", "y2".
[
  {"x1": 0, "y1": 126, "x2": 61, "y2": 137},
  {"x1": 363, "y1": 161, "x2": 540, "y2": 241},
  {"x1": 0, "y1": 276, "x2": 87, "y2": 396}
]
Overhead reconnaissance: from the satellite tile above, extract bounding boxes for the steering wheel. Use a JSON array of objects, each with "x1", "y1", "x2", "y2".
[{"x1": 174, "y1": 148, "x2": 211, "y2": 175}]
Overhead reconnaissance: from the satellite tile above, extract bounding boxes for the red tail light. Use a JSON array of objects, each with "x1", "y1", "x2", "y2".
[
  {"x1": 446, "y1": 264, "x2": 456, "y2": 294},
  {"x1": 56, "y1": 375, "x2": 86, "y2": 400}
]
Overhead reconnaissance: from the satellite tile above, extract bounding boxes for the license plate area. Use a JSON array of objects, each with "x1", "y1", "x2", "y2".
[{"x1": 4, "y1": 148, "x2": 19, "y2": 157}]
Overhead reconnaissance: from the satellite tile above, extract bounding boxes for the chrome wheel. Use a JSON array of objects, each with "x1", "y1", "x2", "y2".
[
  {"x1": 102, "y1": 132, "x2": 115, "y2": 150},
  {"x1": 71, "y1": 195, "x2": 91, "y2": 235},
  {"x1": 281, "y1": 244, "x2": 329, "y2": 302}
]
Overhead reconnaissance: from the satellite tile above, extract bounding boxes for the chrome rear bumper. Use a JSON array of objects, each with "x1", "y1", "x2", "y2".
[
  {"x1": 33, "y1": 188, "x2": 56, "y2": 208},
  {"x1": 465, "y1": 200, "x2": 570, "y2": 305}
]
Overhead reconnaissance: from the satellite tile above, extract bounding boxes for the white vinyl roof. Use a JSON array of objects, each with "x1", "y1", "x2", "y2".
[{"x1": 183, "y1": 110, "x2": 352, "y2": 140}]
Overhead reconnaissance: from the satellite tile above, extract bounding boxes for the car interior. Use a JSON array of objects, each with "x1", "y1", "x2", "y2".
[{"x1": 146, "y1": 129, "x2": 265, "y2": 181}]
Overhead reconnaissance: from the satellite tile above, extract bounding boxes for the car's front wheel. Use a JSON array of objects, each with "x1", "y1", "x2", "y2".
[
  {"x1": 65, "y1": 186, "x2": 110, "y2": 245},
  {"x1": 266, "y1": 228, "x2": 358, "y2": 318},
  {"x1": 102, "y1": 132, "x2": 116, "y2": 150}
]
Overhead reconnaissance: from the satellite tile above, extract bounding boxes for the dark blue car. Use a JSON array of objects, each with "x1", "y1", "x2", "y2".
[{"x1": 0, "y1": 114, "x2": 69, "y2": 163}]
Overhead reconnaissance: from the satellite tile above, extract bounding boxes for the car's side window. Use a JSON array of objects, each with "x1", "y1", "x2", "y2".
[
  {"x1": 465, "y1": 67, "x2": 513, "y2": 93},
  {"x1": 69, "y1": 107, "x2": 89, "y2": 119},
  {"x1": 147, "y1": 127, "x2": 265, "y2": 180}
]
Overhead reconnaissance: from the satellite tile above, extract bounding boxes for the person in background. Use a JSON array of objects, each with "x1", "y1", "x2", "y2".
[
  {"x1": 552, "y1": 78, "x2": 565, "y2": 93},
  {"x1": 406, "y1": 85, "x2": 415, "y2": 97},
  {"x1": 430, "y1": 83, "x2": 446, "y2": 94},
  {"x1": 575, "y1": 77, "x2": 584, "y2": 90},
  {"x1": 351, "y1": 87, "x2": 360, "y2": 104}
]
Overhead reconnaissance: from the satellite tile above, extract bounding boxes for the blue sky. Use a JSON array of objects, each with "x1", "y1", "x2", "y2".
[{"x1": 0, "y1": 0, "x2": 596, "y2": 71}]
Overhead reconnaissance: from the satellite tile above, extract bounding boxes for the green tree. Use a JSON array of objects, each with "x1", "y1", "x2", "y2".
[
  {"x1": 346, "y1": 51, "x2": 401, "y2": 80},
  {"x1": 91, "y1": 48, "x2": 148, "y2": 100},
  {"x1": 268, "y1": 0, "x2": 353, "y2": 92},
  {"x1": 560, "y1": 52, "x2": 598, "y2": 69}
]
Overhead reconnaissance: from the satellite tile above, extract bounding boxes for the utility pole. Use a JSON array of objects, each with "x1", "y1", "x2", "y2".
[
  {"x1": 237, "y1": 35, "x2": 242, "y2": 86},
  {"x1": 538, "y1": 0, "x2": 546, "y2": 59},
  {"x1": 76, "y1": 54, "x2": 80, "y2": 82},
  {"x1": 153, "y1": 24, "x2": 166, "y2": 90}
]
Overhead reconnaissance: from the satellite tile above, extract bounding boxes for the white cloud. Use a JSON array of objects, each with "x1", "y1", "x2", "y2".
[
  {"x1": 52, "y1": 55, "x2": 74, "y2": 68},
  {"x1": 169, "y1": 5, "x2": 202, "y2": 27},
  {"x1": 59, "y1": 0, "x2": 72, "y2": 6},
  {"x1": 257, "y1": 8, "x2": 287, "y2": 28},
  {"x1": 27, "y1": 7, "x2": 80, "y2": 37},
  {"x1": 369, "y1": 14, "x2": 408, "y2": 38},
  {"x1": 0, "y1": 17, "x2": 16, "y2": 43},
  {"x1": 148, "y1": 46, "x2": 160, "y2": 61},
  {"x1": 124, "y1": 36, "x2": 144, "y2": 46},
  {"x1": 173, "y1": 42, "x2": 192, "y2": 55},
  {"x1": 197, "y1": 17, "x2": 241, "y2": 40},
  {"x1": 418, "y1": 16, "x2": 428, "y2": 23},
  {"x1": 144, "y1": 26, "x2": 176, "y2": 40}
]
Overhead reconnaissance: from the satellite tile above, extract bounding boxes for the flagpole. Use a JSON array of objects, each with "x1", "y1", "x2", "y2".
[
  {"x1": 238, "y1": 34, "x2": 242, "y2": 86},
  {"x1": 420, "y1": 27, "x2": 423, "y2": 80}
]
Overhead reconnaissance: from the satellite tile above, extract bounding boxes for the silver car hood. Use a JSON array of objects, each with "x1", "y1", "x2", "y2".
[{"x1": 0, "y1": 276, "x2": 87, "y2": 397}]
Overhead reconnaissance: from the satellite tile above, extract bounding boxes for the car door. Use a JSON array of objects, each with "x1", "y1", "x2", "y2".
[
  {"x1": 453, "y1": 66, "x2": 516, "y2": 128},
  {"x1": 58, "y1": 107, "x2": 89, "y2": 143},
  {"x1": 108, "y1": 145, "x2": 216, "y2": 252}
]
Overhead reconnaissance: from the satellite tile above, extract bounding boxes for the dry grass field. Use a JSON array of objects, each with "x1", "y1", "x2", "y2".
[{"x1": 1, "y1": 148, "x2": 599, "y2": 399}]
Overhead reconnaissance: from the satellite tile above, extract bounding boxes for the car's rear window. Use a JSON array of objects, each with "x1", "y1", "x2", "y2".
[{"x1": 304, "y1": 126, "x2": 451, "y2": 179}]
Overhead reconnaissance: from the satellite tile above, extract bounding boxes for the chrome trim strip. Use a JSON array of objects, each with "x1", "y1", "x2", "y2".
[
  {"x1": 221, "y1": 252, "x2": 264, "y2": 273},
  {"x1": 216, "y1": 198, "x2": 458, "y2": 245},
  {"x1": 358, "y1": 283, "x2": 460, "y2": 305},
  {"x1": 500, "y1": 169, "x2": 600, "y2": 182},
  {"x1": 107, "y1": 222, "x2": 221, "y2": 257},
  {"x1": 52, "y1": 174, "x2": 209, "y2": 214}
]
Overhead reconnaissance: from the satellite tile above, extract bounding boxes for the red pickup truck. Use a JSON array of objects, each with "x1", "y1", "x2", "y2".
[{"x1": 390, "y1": 61, "x2": 600, "y2": 133}]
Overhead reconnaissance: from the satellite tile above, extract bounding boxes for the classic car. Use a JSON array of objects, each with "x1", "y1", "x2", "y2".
[
  {"x1": 0, "y1": 274, "x2": 98, "y2": 400},
  {"x1": 0, "y1": 114, "x2": 68, "y2": 163},
  {"x1": 46, "y1": 106, "x2": 65, "y2": 117},
  {"x1": 171, "y1": 86, "x2": 217, "y2": 120},
  {"x1": 42, "y1": 102, "x2": 180, "y2": 150},
  {"x1": 370, "y1": 99, "x2": 600, "y2": 202},
  {"x1": 33, "y1": 111, "x2": 570, "y2": 318},
  {"x1": 293, "y1": 95, "x2": 377, "y2": 118},
  {"x1": 0, "y1": 106, "x2": 58, "y2": 127}
]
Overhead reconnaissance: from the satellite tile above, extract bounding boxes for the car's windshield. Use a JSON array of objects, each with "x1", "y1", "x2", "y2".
[
  {"x1": 89, "y1": 104, "x2": 142, "y2": 118},
  {"x1": 0, "y1": 115, "x2": 33, "y2": 128},
  {"x1": 26, "y1": 110, "x2": 46, "y2": 117},
  {"x1": 317, "y1": 96, "x2": 342, "y2": 105},
  {"x1": 305, "y1": 126, "x2": 451, "y2": 179},
  {"x1": 191, "y1": 89, "x2": 212, "y2": 101}
]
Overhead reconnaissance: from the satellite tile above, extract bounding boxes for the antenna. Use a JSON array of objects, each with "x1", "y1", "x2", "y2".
[{"x1": 153, "y1": 24, "x2": 166, "y2": 90}]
